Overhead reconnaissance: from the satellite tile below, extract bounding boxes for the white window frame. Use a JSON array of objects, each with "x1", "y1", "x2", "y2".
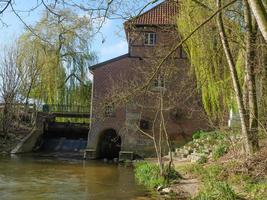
[{"x1": 144, "y1": 32, "x2": 156, "y2": 46}]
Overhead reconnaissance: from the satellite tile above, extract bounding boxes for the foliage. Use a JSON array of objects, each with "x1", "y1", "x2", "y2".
[
  {"x1": 192, "y1": 130, "x2": 225, "y2": 141},
  {"x1": 134, "y1": 162, "x2": 180, "y2": 189},
  {"x1": 192, "y1": 130, "x2": 204, "y2": 140},
  {"x1": 177, "y1": 1, "x2": 241, "y2": 119},
  {"x1": 177, "y1": 160, "x2": 267, "y2": 200},
  {"x1": 17, "y1": 9, "x2": 95, "y2": 106},
  {"x1": 197, "y1": 155, "x2": 208, "y2": 164},
  {"x1": 177, "y1": 163, "x2": 238, "y2": 199},
  {"x1": 134, "y1": 162, "x2": 167, "y2": 188},
  {"x1": 194, "y1": 180, "x2": 238, "y2": 200},
  {"x1": 244, "y1": 181, "x2": 267, "y2": 200},
  {"x1": 212, "y1": 144, "x2": 228, "y2": 160}
]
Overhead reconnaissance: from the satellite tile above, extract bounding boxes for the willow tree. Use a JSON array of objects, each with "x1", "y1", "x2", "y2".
[
  {"x1": 177, "y1": 1, "x2": 238, "y2": 122},
  {"x1": 18, "y1": 8, "x2": 95, "y2": 106},
  {"x1": 177, "y1": 0, "x2": 266, "y2": 155}
]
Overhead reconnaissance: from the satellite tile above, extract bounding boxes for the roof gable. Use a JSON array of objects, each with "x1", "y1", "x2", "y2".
[{"x1": 125, "y1": 0, "x2": 179, "y2": 26}]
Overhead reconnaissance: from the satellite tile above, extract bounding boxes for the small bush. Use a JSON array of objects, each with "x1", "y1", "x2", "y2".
[
  {"x1": 134, "y1": 162, "x2": 180, "y2": 188},
  {"x1": 192, "y1": 130, "x2": 205, "y2": 140},
  {"x1": 192, "y1": 130, "x2": 226, "y2": 141},
  {"x1": 212, "y1": 144, "x2": 228, "y2": 160}
]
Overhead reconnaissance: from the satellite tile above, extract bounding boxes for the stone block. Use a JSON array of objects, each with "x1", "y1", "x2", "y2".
[{"x1": 119, "y1": 151, "x2": 134, "y2": 161}]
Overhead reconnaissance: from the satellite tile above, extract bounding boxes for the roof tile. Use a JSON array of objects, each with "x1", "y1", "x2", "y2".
[{"x1": 126, "y1": 0, "x2": 179, "y2": 26}]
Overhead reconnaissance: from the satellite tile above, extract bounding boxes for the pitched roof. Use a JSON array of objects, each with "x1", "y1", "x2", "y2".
[
  {"x1": 89, "y1": 54, "x2": 130, "y2": 70},
  {"x1": 125, "y1": 0, "x2": 179, "y2": 26}
]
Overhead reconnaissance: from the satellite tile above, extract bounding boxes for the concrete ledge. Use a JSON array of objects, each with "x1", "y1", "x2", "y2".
[
  {"x1": 11, "y1": 129, "x2": 38, "y2": 154},
  {"x1": 119, "y1": 151, "x2": 134, "y2": 161}
]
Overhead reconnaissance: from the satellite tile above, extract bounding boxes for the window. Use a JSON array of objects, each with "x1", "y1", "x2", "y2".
[
  {"x1": 104, "y1": 103, "x2": 115, "y2": 117},
  {"x1": 144, "y1": 32, "x2": 156, "y2": 45},
  {"x1": 153, "y1": 74, "x2": 165, "y2": 88},
  {"x1": 140, "y1": 119, "x2": 150, "y2": 130}
]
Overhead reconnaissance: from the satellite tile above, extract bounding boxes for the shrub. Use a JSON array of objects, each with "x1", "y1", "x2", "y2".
[
  {"x1": 134, "y1": 162, "x2": 180, "y2": 188},
  {"x1": 212, "y1": 144, "x2": 228, "y2": 160},
  {"x1": 192, "y1": 130, "x2": 225, "y2": 141},
  {"x1": 192, "y1": 130, "x2": 205, "y2": 140}
]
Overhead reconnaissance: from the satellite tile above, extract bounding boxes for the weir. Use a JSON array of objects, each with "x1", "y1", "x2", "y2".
[
  {"x1": 36, "y1": 104, "x2": 90, "y2": 153},
  {"x1": 11, "y1": 104, "x2": 129, "y2": 160},
  {"x1": 11, "y1": 104, "x2": 91, "y2": 155},
  {"x1": 39, "y1": 122, "x2": 89, "y2": 152}
]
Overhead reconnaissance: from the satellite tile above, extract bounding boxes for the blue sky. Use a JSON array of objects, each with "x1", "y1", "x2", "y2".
[{"x1": 0, "y1": 0, "x2": 129, "y2": 63}]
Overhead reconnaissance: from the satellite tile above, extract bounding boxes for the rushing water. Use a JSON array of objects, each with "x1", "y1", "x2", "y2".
[{"x1": 0, "y1": 154, "x2": 152, "y2": 200}]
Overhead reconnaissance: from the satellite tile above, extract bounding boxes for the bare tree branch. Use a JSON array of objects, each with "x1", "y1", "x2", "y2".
[{"x1": 0, "y1": 0, "x2": 11, "y2": 15}]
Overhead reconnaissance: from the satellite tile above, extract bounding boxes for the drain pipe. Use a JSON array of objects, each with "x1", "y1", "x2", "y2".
[
  {"x1": 88, "y1": 70, "x2": 94, "y2": 143},
  {"x1": 84, "y1": 70, "x2": 95, "y2": 159}
]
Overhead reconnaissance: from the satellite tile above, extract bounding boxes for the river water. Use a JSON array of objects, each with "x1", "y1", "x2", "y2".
[{"x1": 0, "y1": 155, "x2": 153, "y2": 200}]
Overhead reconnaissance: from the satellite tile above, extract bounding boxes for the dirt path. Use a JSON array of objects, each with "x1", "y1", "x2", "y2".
[
  {"x1": 178, "y1": 179, "x2": 199, "y2": 197},
  {"x1": 145, "y1": 157, "x2": 200, "y2": 199}
]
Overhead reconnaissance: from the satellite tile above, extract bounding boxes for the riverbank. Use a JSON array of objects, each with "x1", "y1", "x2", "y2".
[
  {"x1": 175, "y1": 142, "x2": 267, "y2": 199},
  {"x1": 138, "y1": 135, "x2": 267, "y2": 199},
  {"x1": 0, "y1": 124, "x2": 31, "y2": 154},
  {"x1": 138, "y1": 158, "x2": 199, "y2": 199}
]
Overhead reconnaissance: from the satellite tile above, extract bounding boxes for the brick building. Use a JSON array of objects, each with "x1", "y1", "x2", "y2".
[{"x1": 86, "y1": 0, "x2": 208, "y2": 159}]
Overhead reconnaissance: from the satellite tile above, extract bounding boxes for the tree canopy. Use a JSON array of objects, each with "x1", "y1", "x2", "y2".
[{"x1": 17, "y1": 9, "x2": 95, "y2": 106}]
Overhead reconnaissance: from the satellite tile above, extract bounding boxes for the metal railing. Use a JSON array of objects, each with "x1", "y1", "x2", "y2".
[{"x1": 42, "y1": 104, "x2": 90, "y2": 114}]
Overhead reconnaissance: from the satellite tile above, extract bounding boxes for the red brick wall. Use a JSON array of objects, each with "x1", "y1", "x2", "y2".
[{"x1": 88, "y1": 25, "x2": 209, "y2": 155}]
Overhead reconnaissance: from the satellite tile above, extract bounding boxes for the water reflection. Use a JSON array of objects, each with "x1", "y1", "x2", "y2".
[{"x1": 0, "y1": 155, "x2": 152, "y2": 200}]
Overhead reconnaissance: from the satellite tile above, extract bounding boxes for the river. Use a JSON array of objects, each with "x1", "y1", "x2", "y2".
[{"x1": 0, "y1": 154, "x2": 153, "y2": 200}]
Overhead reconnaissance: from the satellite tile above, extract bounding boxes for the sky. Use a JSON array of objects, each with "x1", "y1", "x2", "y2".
[{"x1": 0, "y1": 0, "x2": 129, "y2": 63}]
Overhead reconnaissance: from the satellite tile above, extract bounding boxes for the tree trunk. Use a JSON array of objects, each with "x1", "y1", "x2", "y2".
[
  {"x1": 216, "y1": 0, "x2": 253, "y2": 156},
  {"x1": 244, "y1": 0, "x2": 260, "y2": 151},
  {"x1": 248, "y1": 0, "x2": 267, "y2": 42}
]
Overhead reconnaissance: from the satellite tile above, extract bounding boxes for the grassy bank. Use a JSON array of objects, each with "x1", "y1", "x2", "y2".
[
  {"x1": 176, "y1": 157, "x2": 267, "y2": 199},
  {"x1": 134, "y1": 130, "x2": 267, "y2": 199},
  {"x1": 134, "y1": 161, "x2": 180, "y2": 189},
  {"x1": 175, "y1": 135, "x2": 267, "y2": 200}
]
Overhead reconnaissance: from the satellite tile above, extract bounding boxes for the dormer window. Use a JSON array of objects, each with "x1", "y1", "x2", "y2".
[{"x1": 144, "y1": 32, "x2": 156, "y2": 45}]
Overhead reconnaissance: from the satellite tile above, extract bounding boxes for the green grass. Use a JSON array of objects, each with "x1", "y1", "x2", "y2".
[
  {"x1": 194, "y1": 181, "x2": 238, "y2": 200},
  {"x1": 176, "y1": 162, "x2": 267, "y2": 200},
  {"x1": 134, "y1": 162, "x2": 180, "y2": 189},
  {"x1": 212, "y1": 144, "x2": 228, "y2": 160}
]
